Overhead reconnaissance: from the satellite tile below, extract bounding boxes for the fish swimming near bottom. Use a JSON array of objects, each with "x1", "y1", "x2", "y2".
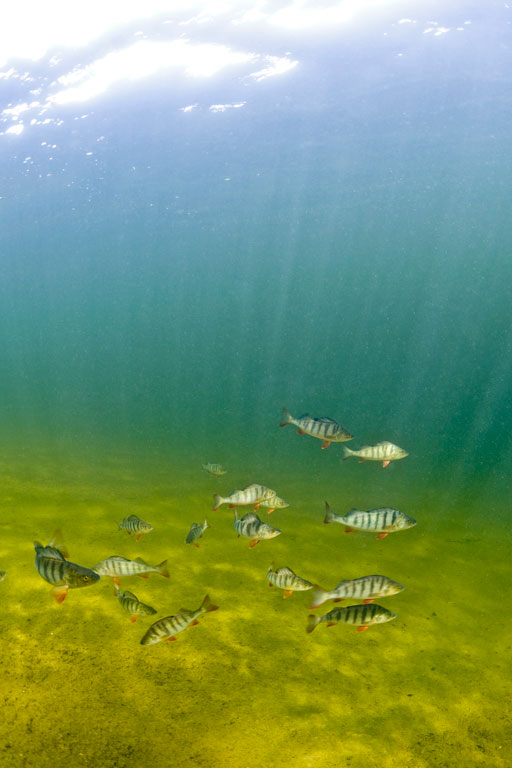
[
  {"x1": 0, "y1": 571, "x2": 6, "y2": 582},
  {"x1": 234, "y1": 511, "x2": 281, "y2": 548},
  {"x1": 342, "y1": 441, "x2": 408, "y2": 468},
  {"x1": 310, "y1": 575, "x2": 404, "y2": 609},
  {"x1": 307, "y1": 603, "x2": 396, "y2": 633},
  {"x1": 114, "y1": 585, "x2": 157, "y2": 623},
  {"x1": 118, "y1": 515, "x2": 153, "y2": 542},
  {"x1": 92, "y1": 556, "x2": 169, "y2": 585},
  {"x1": 186, "y1": 520, "x2": 210, "y2": 547},
  {"x1": 140, "y1": 594, "x2": 219, "y2": 645},
  {"x1": 259, "y1": 495, "x2": 289, "y2": 514},
  {"x1": 324, "y1": 501, "x2": 416, "y2": 539},
  {"x1": 34, "y1": 539, "x2": 100, "y2": 603},
  {"x1": 267, "y1": 563, "x2": 313, "y2": 598},
  {"x1": 280, "y1": 407, "x2": 353, "y2": 449}
]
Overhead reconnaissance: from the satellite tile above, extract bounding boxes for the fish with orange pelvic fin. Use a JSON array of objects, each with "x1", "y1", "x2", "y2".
[
  {"x1": 310, "y1": 575, "x2": 404, "y2": 609},
  {"x1": 266, "y1": 563, "x2": 313, "y2": 598},
  {"x1": 307, "y1": 603, "x2": 396, "y2": 633},
  {"x1": 114, "y1": 585, "x2": 157, "y2": 623},
  {"x1": 118, "y1": 515, "x2": 153, "y2": 542},
  {"x1": 342, "y1": 441, "x2": 407, "y2": 468},
  {"x1": 324, "y1": 502, "x2": 416, "y2": 539},
  {"x1": 186, "y1": 520, "x2": 210, "y2": 547},
  {"x1": 213, "y1": 483, "x2": 276, "y2": 511},
  {"x1": 233, "y1": 511, "x2": 281, "y2": 548},
  {"x1": 280, "y1": 407, "x2": 352, "y2": 449},
  {"x1": 140, "y1": 594, "x2": 218, "y2": 645},
  {"x1": 34, "y1": 537, "x2": 100, "y2": 604}
]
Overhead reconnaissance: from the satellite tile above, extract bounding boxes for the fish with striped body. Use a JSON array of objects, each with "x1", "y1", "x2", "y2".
[
  {"x1": 114, "y1": 585, "x2": 157, "y2": 623},
  {"x1": 259, "y1": 495, "x2": 289, "y2": 514},
  {"x1": 324, "y1": 501, "x2": 416, "y2": 539},
  {"x1": 92, "y1": 555, "x2": 169, "y2": 586},
  {"x1": 202, "y1": 463, "x2": 227, "y2": 477},
  {"x1": 186, "y1": 520, "x2": 210, "y2": 547},
  {"x1": 0, "y1": 571, "x2": 6, "y2": 582},
  {"x1": 213, "y1": 483, "x2": 276, "y2": 512},
  {"x1": 280, "y1": 407, "x2": 353, "y2": 449},
  {"x1": 342, "y1": 441, "x2": 407, "y2": 468},
  {"x1": 140, "y1": 594, "x2": 219, "y2": 645},
  {"x1": 266, "y1": 563, "x2": 313, "y2": 598},
  {"x1": 234, "y1": 511, "x2": 281, "y2": 548},
  {"x1": 310, "y1": 575, "x2": 404, "y2": 609},
  {"x1": 34, "y1": 540, "x2": 100, "y2": 604},
  {"x1": 118, "y1": 515, "x2": 153, "y2": 542},
  {"x1": 307, "y1": 603, "x2": 396, "y2": 633}
]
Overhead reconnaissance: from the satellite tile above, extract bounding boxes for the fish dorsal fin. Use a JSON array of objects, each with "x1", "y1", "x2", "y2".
[
  {"x1": 179, "y1": 608, "x2": 193, "y2": 617},
  {"x1": 38, "y1": 545, "x2": 66, "y2": 560},
  {"x1": 298, "y1": 413, "x2": 311, "y2": 419},
  {"x1": 276, "y1": 566, "x2": 295, "y2": 577},
  {"x1": 241, "y1": 512, "x2": 259, "y2": 523},
  {"x1": 375, "y1": 441, "x2": 392, "y2": 447},
  {"x1": 122, "y1": 590, "x2": 138, "y2": 600},
  {"x1": 133, "y1": 557, "x2": 147, "y2": 565},
  {"x1": 334, "y1": 579, "x2": 349, "y2": 589}
]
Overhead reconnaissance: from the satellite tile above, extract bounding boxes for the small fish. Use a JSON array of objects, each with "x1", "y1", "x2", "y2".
[
  {"x1": 118, "y1": 515, "x2": 153, "y2": 542},
  {"x1": 186, "y1": 520, "x2": 210, "y2": 547},
  {"x1": 324, "y1": 501, "x2": 416, "y2": 539},
  {"x1": 307, "y1": 603, "x2": 396, "y2": 633},
  {"x1": 114, "y1": 585, "x2": 157, "y2": 623},
  {"x1": 140, "y1": 594, "x2": 219, "y2": 645},
  {"x1": 342, "y1": 441, "x2": 407, "y2": 468},
  {"x1": 213, "y1": 483, "x2": 276, "y2": 511},
  {"x1": 34, "y1": 538, "x2": 100, "y2": 604},
  {"x1": 310, "y1": 575, "x2": 404, "y2": 609},
  {"x1": 234, "y1": 511, "x2": 281, "y2": 548},
  {"x1": 92, "y1": 556, "x2": 169, "y2": 585},
  {"x1": 267, "y1": 563, "x2": 313, "y2": 598},
  {"x1": 280, "y1": 407, "x2": 352, "y2": 449},
  {"x1": 259, "y1": 495, "x2": 289, "y2": 514},
  {"x1": 202, "y1": 463, "x2": 227, "y2": 477},
  {"x1": 0, "y1": 571, "x2": 6, "y2": 582}
]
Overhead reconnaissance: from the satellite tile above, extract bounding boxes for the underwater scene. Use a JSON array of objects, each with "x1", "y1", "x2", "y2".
[{"x1": 1, "y1": 2, "x2": 511, "y2": 767}]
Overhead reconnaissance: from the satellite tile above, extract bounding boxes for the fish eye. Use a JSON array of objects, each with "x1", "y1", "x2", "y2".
[{"x1": 83, "y1": 575, "x2": 89, "y2": 581}]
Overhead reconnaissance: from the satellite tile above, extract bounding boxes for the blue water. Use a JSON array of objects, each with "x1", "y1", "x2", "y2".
[{"x1": 1, "y1": 3, "x2": 511, "y2": 766}]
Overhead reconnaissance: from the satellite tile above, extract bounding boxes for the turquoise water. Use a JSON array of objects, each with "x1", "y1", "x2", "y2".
[{"x1": 1, "y1": 3, "x2": 511, "y2": 766}]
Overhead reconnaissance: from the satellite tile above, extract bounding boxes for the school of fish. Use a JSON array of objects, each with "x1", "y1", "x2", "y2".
[{"x1": 27, "y1": 406, "x2": 413, "y2": 645}]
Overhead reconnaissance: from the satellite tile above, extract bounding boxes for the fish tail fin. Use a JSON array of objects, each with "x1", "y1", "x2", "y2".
[
  {"x1": 309, "y1": 585, "x2": 328, "y2": 609},
  {"x1": 342, "y1": 446, "x2": 354, "y2": 461},
  {"x1": 212, "y1": 494, "x2": 222, "y2": 511},
  {"x1": 279, "y1": 407, "x2": 293, "y2": 428},
  {"x1": 306, "y1": 614, "x2": 321, "y2": 634},
  {"x1": 204, "y1": 519, "x2": 210, "y2": 529},
  {"x1": 157, "y1": 560, "x2": 170, "y2": 578},
  {"x1": 201, "y1": 594, "x2": 219, "y2": 613},
  {"x1": 324, "y1": 501, "x2": 335, "y2": 524}
]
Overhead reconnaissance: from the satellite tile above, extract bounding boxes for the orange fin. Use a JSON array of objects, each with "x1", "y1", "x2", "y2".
[
  {"x1": 268, "y1": 582, "x2": 274, "y2": 587},
  {"x1": 194, "y1": 543, "x2": 200, "y2": 548},
  {"x1": 130, "y1": 615, "x2": 138, "y2": 623},
  {"x1": 190, "y1": 619, "x2": 200, "y2": 626},
  {"x1": 376, "y1": 532, "x2": 389, "y2": 540},
  {"x1": 283, "y1": 590, "x2": 293, "y2": 599},
  {"x1": 333, "y1": 598, "x2": 345, "y2": 603},
  {"x1": 321, "y1": 441, "x2": 331, "y2": 449},
  {"x1": 52, "y1": 587, "x2": 68, "y2": 604},
  {"x1": 139, "y1": 573, "x2": 149, "y2": 578},
  {"x1": 254, "y1": 503, "x2": 260, "y2": 511},
  {"x1": 358, "y1": 459, "x2": 367, "y2": 463},
  {"x1": 382, "y1": 460, "x2": 390, "y2": 468},
  {"x1": 166, "y1": 636, "x2": 177, "y2": 642},
  {"x1": 266, "y1": 509, "x2": 274, "y2": 515},
  {"x1": 136, "y1": 533, "x2": 142, "y2": 542},
  {"x1": 356, "y1": 626, "x2": 369, "y2": 632},
  {"x1": 326, "y1": 621, "x2": 336, "y2": 627},
  {"x1": 249, "y1": 540, "x2": 260, "y2": 549},
  {"x1": 113, "y1": 577, "x2": 121, "y2": 587},
  {"x1": 344, "y1": 528, "x2": 354, "y2": 534},
  {"x1": 297, "y1": 429, "x2": 306, "y2": 435}
]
